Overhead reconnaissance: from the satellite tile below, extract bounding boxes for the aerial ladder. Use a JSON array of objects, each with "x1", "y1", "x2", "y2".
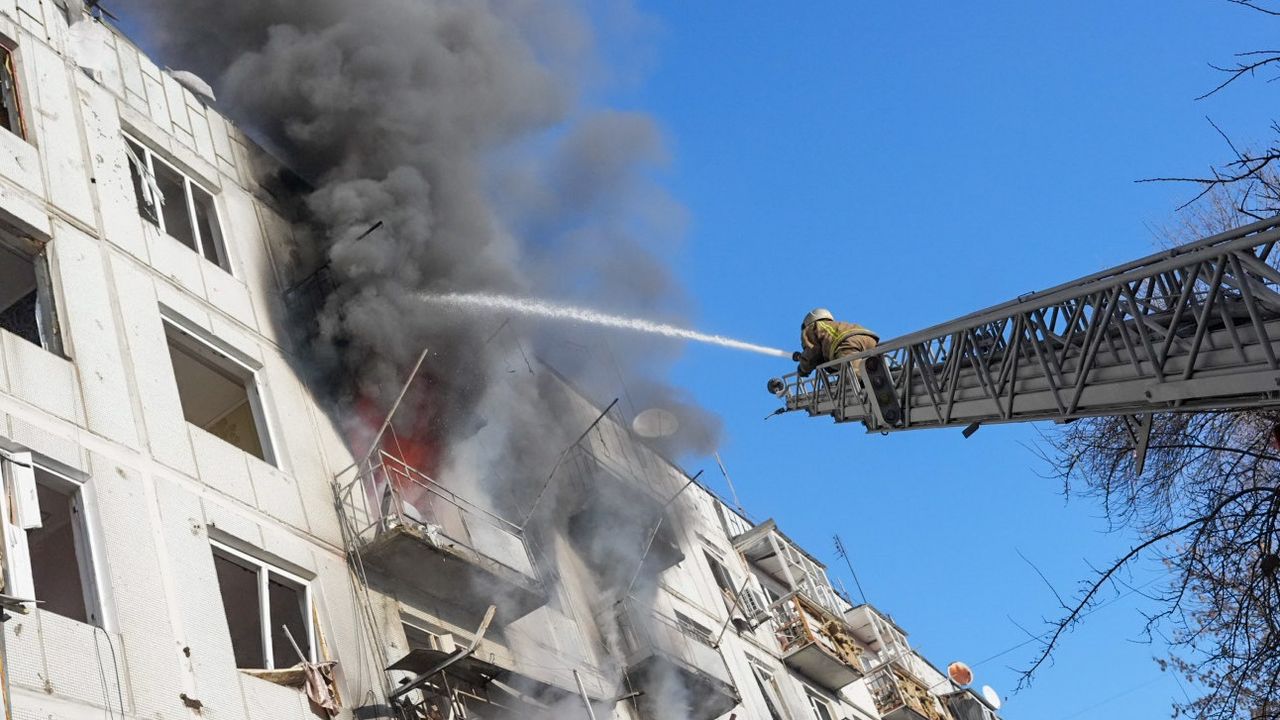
[{"x1": 767, "y1": 216, "x2": 1280, "y2": 455}]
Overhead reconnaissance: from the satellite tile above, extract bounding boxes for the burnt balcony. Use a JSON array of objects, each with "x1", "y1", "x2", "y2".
[
  {"x1": 616, "y1": 604, "x2": 739, "y2": 720},
  {"x1": 769, "y1": 594, "x2": 864, "y2": 692},
  {"x1": 867, "y1": 665, "x2": 950, "y2": 720},
  {"x1": 337, "y1": 450, "x2": 548, "y2": 621}
]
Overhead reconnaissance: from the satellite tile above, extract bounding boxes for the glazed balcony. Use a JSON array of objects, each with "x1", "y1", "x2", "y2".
[
  {"x1": 770, "y1": 594, "x2": 864, "y2": 692},
  {"x1": 867, "y1": 665, "x2": 951, "y2": 720}
]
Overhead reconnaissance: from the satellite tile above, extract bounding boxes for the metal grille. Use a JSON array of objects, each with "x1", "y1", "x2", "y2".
[{"x1": 775, "y1": 217, "x2": 1280, "y2": 432}]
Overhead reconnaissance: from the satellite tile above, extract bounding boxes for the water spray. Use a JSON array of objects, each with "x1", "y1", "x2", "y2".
[{"x1": 420, "y1": 291, "x2": 790, "y2": 359}]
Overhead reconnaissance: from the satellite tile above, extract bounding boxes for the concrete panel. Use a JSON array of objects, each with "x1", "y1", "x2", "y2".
[
  {"x1": 93, "y1": 31, "x2": 125, "y2": 99},
  {"x1": 203, "y1": 265, "x2": 256, "y2": 329},
  {"x1": 29, "y1": 42, "x2": 95, "y2": 226},
  {"x1": 206, "y1": 110, "x2": 236, "y2": 166},
  {"x1": 153, "y1": 279, "x2": 212, "y2": 333},
  {"x1": 191, "y1": 425, "x2": 256, "y2": 506},
  {"x1": 161, "y1": 74, "x2": 191, "y2": 135},
  {"x1": 13, "y1": 0, "x2": 38, "y2": 25},
  {"x1": 86, "y1": 455, "x2": 186, "y2": 719},
  {"x1": 108, "y1": 256, "x2": 197, "y2": 475},
  {"x1": 2, "y1": 331, "x2": 79, "y2": 422},
  {"x1": 248, "y1": 458, "x2": 308, "y2": 531},
  {"x1": 0, "y1": 128, "x2": 43, "y2": 198},
  {"x1": 221, "y1": 186, "x2": 281, "y2": 343},
  {"x1": 186, "y1": 100, "x2": 217, "y2": 166},
  {"x1": 3, "y1": 613, "x2": 46, "y2": 691},
  {"x1": 38, "y1": 612, "x2": 112, "y2": 707},
  {"x1": 114, "y1": 43, "x2": 148, "y2": 107},
  {"x1": 147, "y1": 229, "x2": 208, "y2": 296},
  {"x1": 154, "y1": 477, "x2": 253, "y2": 720},
  {"x1": 141, "y1": 74, "x2": 169, "y2": 130},
  {"x1": 9, "y1": 417, "x2": 83, "y2": 472},
  {"x1": 240, "y1": 671, "x2": 307, "y2": 720},
  {"x1": 80, "y1": 83, "x2": 148, "y2": 260},
  {"x1": 0, "y1": 0, "x2": 16, "y2": 24},
  {"x1": 201, "y1": 496, "x2": 264, "y2": 549},
  {"x1": 51, "y1": 221, "x2": 140, "y2": 447},
  {"x1": 0, "y1": 181, "x2": 51, "y2": 239}
]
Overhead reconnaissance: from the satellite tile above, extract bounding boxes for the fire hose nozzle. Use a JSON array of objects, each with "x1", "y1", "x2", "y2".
[
  {"x1": 767, "y1": 377, "x2": 786, "y2": 396},
  {"x1": 791, "y1": 351, "x2": 802, "y2": 362}
]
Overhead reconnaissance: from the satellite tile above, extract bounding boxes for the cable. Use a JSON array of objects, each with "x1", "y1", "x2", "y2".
[{"x1": 94, "y1": 624, "x2": 125, "y2": 719}]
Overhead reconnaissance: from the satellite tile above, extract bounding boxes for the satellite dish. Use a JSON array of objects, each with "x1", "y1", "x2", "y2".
[
  {"x1": 947, "y1": 661, "x2": 973, "y2": 686},
  {"x1": 632, "y1": 408, "x2": 678, "y2": 438},
  {"x1": 981, "y1": 685, "x2": 1002, "y2": 710}
]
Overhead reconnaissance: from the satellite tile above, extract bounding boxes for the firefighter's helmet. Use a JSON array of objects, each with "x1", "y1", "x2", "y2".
[{"x1": 802, "y1": 308, "x2": 834, "y2": 329}]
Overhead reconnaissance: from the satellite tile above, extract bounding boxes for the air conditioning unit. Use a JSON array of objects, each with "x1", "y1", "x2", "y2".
[{"x1": 738, "y1": 586, "x2": 770, "y2": 623}]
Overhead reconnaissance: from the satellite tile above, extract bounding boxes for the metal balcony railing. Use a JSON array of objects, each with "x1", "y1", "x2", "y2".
[
  {"x1": 617, "y1": 606, "x2": 735, "y2": 690},
  {"x1": 337, "y1": 450, "x2": 538, "y2": 582}
]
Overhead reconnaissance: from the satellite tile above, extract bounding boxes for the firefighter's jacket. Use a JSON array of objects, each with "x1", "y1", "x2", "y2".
[{"x1": 798, "y1": 320, "x2": 879, "y2": 376}]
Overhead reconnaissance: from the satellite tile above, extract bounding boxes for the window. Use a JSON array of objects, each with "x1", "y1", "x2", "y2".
[
  {"x1": 704, "y1": 550, "x2": 741, "y2": 613},
  {"x1": 0, "y1": 46, "x2": 25, "y2": 139},
  {"x1": 674, "y1": 611, "x2": 714, "y2": 646},
  {"x1": 0, "y1": 235, "x2": 61, "y2": 353},
  {"x1": 751, "y1": 663, "x2": 789, "y2": 720},
  {"x1": 125, "y1": 136, "x2": 228, "y2": 271},
  {"x1": 806, "y1": 690, "x2": 835, "y2": 720},
  {"x1": 0, "y1": 455, "x2": 100, "y2": 625},
  {"x1": 210, "y1": 542, "x2": 313, "y2": 670},
  {"x1": 165, "y1": 321, "x2": 274, "y2": 464}
]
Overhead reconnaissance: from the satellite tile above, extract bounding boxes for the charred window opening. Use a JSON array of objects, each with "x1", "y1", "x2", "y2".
[
  {"x1": 211, "y1": 543, "x2": 313, "y2": 670},
  {"x1": 1, "y1": 457, "x2": 100, "y2": 626},
  {"x1": 0, "y1": 237, "x2": 62, "y2": 354},
  {"x1": 0, "y1": 46, "x2": 25, "y2": 139},
  {"x1": 125, "y1": 136, "x2": 229, "y2": 271},
  {"x1": 165, "y1": 322, "x2": 274, "y2": 464}
]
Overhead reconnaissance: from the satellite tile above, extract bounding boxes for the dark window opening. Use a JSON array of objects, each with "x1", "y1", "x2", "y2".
[
  {"x1": 165, "y1": 324, "x2": 272, "y2": 463},
  {"x1": 27, "y1": 472, "x2": 94, "y2": 624},
  {"x1": 0, "y1": 46, "x2": 25, "y2": 139},
  {"x1": 0, "y1": 240, "x2": 61, "y2": 353},
  {"x1": 211, "y1": 546, "x2": 312, "y2": 670},
  {"x1": 213, "y1": 552, "x2": 266, "y2": 669}
]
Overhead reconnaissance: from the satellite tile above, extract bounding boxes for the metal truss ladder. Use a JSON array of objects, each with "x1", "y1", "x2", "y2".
[{"x1": 773, "y1": 216, "x2": 1280, "y2": 434}]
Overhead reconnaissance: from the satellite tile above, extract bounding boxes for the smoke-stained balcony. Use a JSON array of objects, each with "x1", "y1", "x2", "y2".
[
  {"x1": 768, "y1": 594, "x2": 864, "y2": 692},
  {"x1": 867, "y1": 665, "x2": 951, "y2": 720},
  {"x1": 616, "y1": 603, "x2": 739, "y2": 720},
  {"x1": 337, "y1": 450, "x2": 548, "y2": 621}
]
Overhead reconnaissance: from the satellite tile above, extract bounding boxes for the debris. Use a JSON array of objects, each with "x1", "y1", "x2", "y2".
[{"x1": 170, "y1": 70, "x2": 216, "y2": 103}]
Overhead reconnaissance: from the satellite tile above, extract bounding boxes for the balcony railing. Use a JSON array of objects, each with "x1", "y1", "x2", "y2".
[
  {"x1": 617, "y1": 605, "x2": 739, "y2": 720},
  {"x1": 336, "y1": 450, "x2": 547, "y2": 618},
  {"x1": 867, "y1": 665, "x2": 950, "y2": 720}
]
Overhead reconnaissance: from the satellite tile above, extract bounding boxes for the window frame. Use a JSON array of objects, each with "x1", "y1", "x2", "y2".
[
  {"x1": 805, "y1": 688, "x2": 835, "y2": 720},
  {"x1": 0, "y1": 453, "x2": 104, "y2": 627},
  {"x1": 750, "y1": 662, "x2": 790, "y2": 720},
  {"x1": 0, "y1": 42, "x2": 27, "y2": 140},
  {"x1": 209, "y1": 540, "x2": 315, "y2": 670},
  {"x1": 124, "y1": 134, "x2": 230, "y2": 272},
  {"x1": 162, "y1": 318, "x2": 277, "y2": 466}
]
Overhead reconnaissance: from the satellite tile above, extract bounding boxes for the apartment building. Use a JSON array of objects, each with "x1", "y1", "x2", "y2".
[{"x1": 0, "y1": 3, "x2": 1003, "y2": 719}]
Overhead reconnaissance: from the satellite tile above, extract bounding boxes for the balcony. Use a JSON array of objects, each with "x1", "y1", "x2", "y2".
[
  {"x1": 337, "y1": 450, "x2": 548, "y2": 621},
  {"x1": 867, "y1": 665, "x2": 950, "y2": 720},
  {"x1": 770, "y1": 594, "x2": 864, "y2": 692},
  {"x1": 617, "y1": 605, "x2": 739, "y2": 720},
  {"x1": 566, "y1": 469, "x2": 685, "y2": 589}
]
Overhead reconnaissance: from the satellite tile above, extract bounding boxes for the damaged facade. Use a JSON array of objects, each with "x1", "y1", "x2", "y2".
[{"x1": 0, "y1": 4, "x2": 1003, "y2": 720}]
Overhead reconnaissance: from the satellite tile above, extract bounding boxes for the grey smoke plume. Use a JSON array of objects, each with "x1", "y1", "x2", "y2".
[{"x1": 121, "y1": 0, "x2": 721, "y2": 460}]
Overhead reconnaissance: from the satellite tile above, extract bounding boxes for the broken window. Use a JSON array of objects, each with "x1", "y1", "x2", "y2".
[
  {"x1": 0, "y1": 46, "x2": 25, "y2": 139},
  {"x1": 125, "y1": 136, "x2": 229, "y2": 271},
  {"x1": 0, "y1": 235, "x2": 62, "y2": 354},
  {"x1": 0, "y1": 455, "x2": 100, "y2": 625},
  {"x1": 210, "y1": 542, "x2": 313, "y2": 670},
  {"x1": 165, "y1": 321, "x2": 274, "y2": 464}
]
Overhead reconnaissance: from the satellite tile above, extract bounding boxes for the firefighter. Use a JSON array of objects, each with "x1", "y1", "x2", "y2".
[{"x1": 796, "y1": 308, "x2": 879, "y2": 376}]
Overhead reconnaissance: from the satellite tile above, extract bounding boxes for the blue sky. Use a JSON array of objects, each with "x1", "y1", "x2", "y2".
[{"x1": 601, "y1": 1, "x2": 1275, "y2": 718}]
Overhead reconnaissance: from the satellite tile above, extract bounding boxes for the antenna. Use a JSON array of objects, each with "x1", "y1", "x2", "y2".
[
  {"x1": 833, "y1": 534, "x2": 868, "y2": 605},
  {"x1": 713, "y1": 451, "x2": 746, "y2": 517},
  {"x1": 981, "y1": 685, "x2": 1003, "y2": 710}
]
